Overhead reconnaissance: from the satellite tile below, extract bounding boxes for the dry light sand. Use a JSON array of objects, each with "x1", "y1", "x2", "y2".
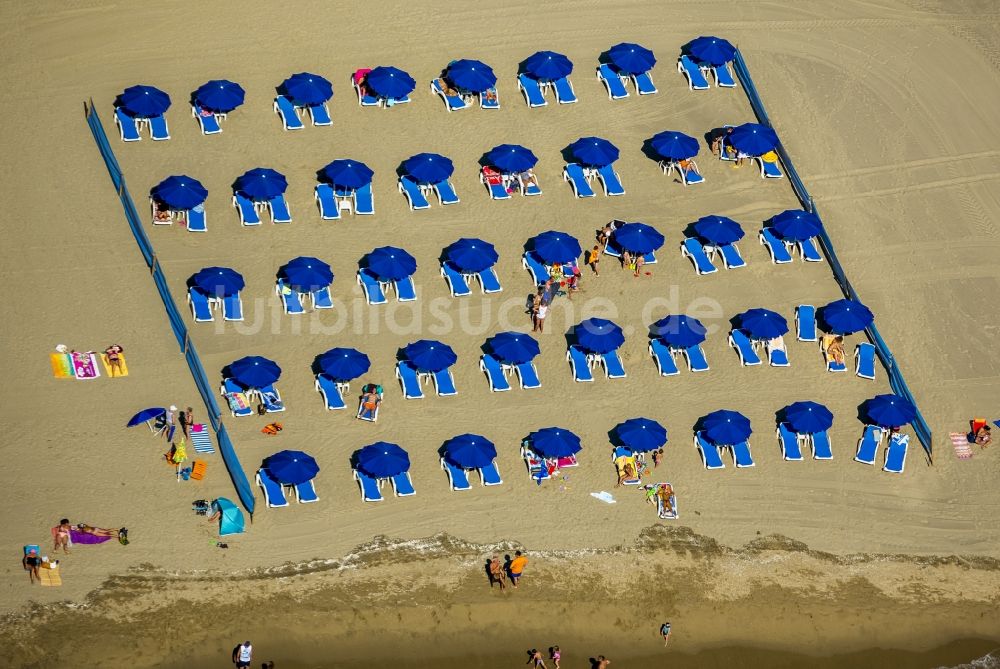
[{"x1": 2, "y1": 0, "x2": 999, "y2": 666}]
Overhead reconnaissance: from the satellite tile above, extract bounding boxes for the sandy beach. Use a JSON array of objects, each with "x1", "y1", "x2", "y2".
[{"x1": 3, "y1": 0, "x2": 1000, "y2": 666}]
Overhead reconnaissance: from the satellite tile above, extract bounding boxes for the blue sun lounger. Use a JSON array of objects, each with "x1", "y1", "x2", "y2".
[
  {"x1": 758, "y1": 155, "x2": 784, "y2": 179},
  {"x1": 434, "y1": 179, "x2": 460, "y2": 205},
  {"x1": 391, "y1": 471, "x2": 416, "y2": 496},
  {"x1": 681, "y1": 238, "x2": 717, "y2": 275},
  {"x1": 268, "y1": 195, "x2": 292, "y2": 223},
  {"x1": 149, "y1": 114, "x2": 170, "y2": 140},
  {"x1": 354, "y1": 469, "x2": 383, "y2": 502},
  {"x1": 259, "y1": 385, "x2": 284, "y2": 412},
  {"x1": 777, "y1": 423, "x2": 804, "y2": 461},
  {"x1": 713, "y1": 63, "x2": 737, "y2": 88},
  {"x1": 855, "y1": 343, "x2": 876, "y2": 380},
  {"x1": 480, "y1": 354, "x2": 511, "y2": 392},
  {"x1": 483, "y1": 172, "x2": 510, "y2": 199},
  {"x1": 221, "y1": 378, "x2": 254, "y2": 417},
  {"x1": 517, "y1": 73, "x2": 547, "y2": 107},
  {"x1": 596, "y1": 164, "x2": 625, "y2": 196},
  {"x1": 567, "y1": 346, "x2": 594, "y2": 382},
  {"x1": 522, "y1": 251, "x2": 550, "y2": 284},
  {"x1": 597, "y1": 64, "x2": 629, "y2": 100},
  {"x1": 729, "y1": 329, "x2": 763, "y2": 366},
  {"x1": 717, "y1": 243, "x2": 746, "y2": 269},
  {"x1": 234, "y1": 193, "x2": 261, "y2": 226},
  {"x1": 256, "y1": 468, "x2": 290, "y2": 508},
  {"x1": 683, "y1": 345, "x2": 710, "y2": 372},
  {"x1": 395, "y1": 275, "x2": 417, "y2": 302},
  {"x1": 696, "y1": 432, "x2": 725, "y2": 469},
  {"x1": 759, "y1": 228, "x2": 793, "y2": 264},
  {"x1": 315, "y1": 184, "x2": 341, "y2": 220},
  {"x1": 648, "y1": 339, "x2": 680, "y2": 376},
  {"x1": 480, "y1": 87, "x2": 500, "y2": 109},
  {"x1": 795, "y1": 305, "x2": 817, "y2": 342},
  {"x1": 478, "y1": 267, "x2": 503, "y2": 294},
  {"x1": 515, "y1": 361, "x2": 541, "y2": 389},
  {"x1": 311, "y1": 286, "x2": 334, "y2": 309},
  {"x1": 480, "y1": 461, "x2": 503, "y2": 486},
  {"x1": 295, "y1": 479, "x2": 319, "y2": 503},
  {"x1": 399, "y1": 176, "x2": 430, "y2": 210},
  {"x1": 187, "y1": 205, "x2": 207, "y2": 232},
  {"x1": 767, "y1": 338, "x2": 790, "y2": 367},
  {"x1": 553, "y1": 76, "x2": 577, "y2": 104},
  {"x1": 883, "y1": 433, "x2": 909, "y2": 473},
  {"x1": 442, "y1": 458, "x2": 472, "y2": 491},
  {"x1": 308, "y1": 103, "x2": 332, "y2": 126},
  {"x1": 661, "y1": 160, "x2": 705, "y2": 186},
  {"x1": 799, "y1": 238, "x2": 823, "y2": 262},
  {"x1": 632, "y1": 71, "x2": 657, "y2": 95},
  {"x1": 855, "y1": 425, "x2": 883, "y2": 465},
  {"x1": 678, "y1": 56, "x2": 710, "y2": 90},
  {"x1": 442, "y1": 263, "x2": 472, "y2": 297},
  {"x1": 521, "y1": 176, "x2": 542, "y2": 196},
  {"x1": 354, "y1": 182, "x2": 374, "y2": 215},
  {"x1": 192, "y1": 105, "x2": 222, "y2": 135},
  {"x1": 222, "y1": 293, "x2": 243, "y2": 321},
  {"x1": 188, "y1": 288, "x2": 214, "y2": 322},
  {"x1": 357, "y1": 269, "x2": 388, "y2": 305},
  {"x1": 431, "y1": 79, "x2": 468, "y2": 111},
  {"x1": 731, "y1": 441, "x2": 755, "y2": 468},
  {"x1": 433, "y1": 368, "x2": 458, "y2": 396},
  {"x1": 276, "y1": 279, "x2": 304, "y2": 315},
  {"x1": 812, "y1": 429, "x2": 833, "y2": 460},
  {"x1": 274, "y1": 95, "x2": 304, "y2": 130},
  {"x1": 563, "y1": 163, "x2": 596, "y2": 198},
  {"x1": 115, "y1": 107, "x2": 141, "y2": 142},
  {"x1": 396, "y1": 361, "x2": 425, "y2": 399},
  {"x1": 600, "y1": 350, "x2": 627, "y2": 379},
  {"x1": 315, "y1": 373, "x2": 347, "y2": 410}
]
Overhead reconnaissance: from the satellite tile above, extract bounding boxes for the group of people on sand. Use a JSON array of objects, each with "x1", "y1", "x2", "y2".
[
  {"x1": 644, "y1": 483, "x2": 677, "y2": 519},
  {"x1": 435, "y1": 75, "x2": 497, "y2": 105},
  {"x1": 531, "y1": 271, "x2": 578, "y2": 332},
  {"x1": 595, "y1": 221, "x2": 649, "y2": 278},
  {"x1": 710, "y1": 125, "x2": 777, "y2": 169},
  {"x1": 488, "y1": 550, "x2": 529, "y2": 591},
  {"x1": 22, "y1": 519, "x2": 126, "y2": 583}
]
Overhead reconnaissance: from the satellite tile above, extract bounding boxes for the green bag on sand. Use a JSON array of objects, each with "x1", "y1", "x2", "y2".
[{"x1": 118, "y1": 528, "x2": 129, "y2": 546}]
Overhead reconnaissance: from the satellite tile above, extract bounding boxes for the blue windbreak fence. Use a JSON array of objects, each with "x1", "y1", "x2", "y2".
[
  {"x1": 731, "y1": 52, "x2": 933, "y2": 460},
  {"x1": 83, "y1": 101, "x2": 258, "y2": 510}
]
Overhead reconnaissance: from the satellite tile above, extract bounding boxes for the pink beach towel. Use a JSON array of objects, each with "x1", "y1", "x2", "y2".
[
  {"x1": 950, "y1": 432, "x2": 973, "y2": 459},
  {"x1": 71, "y1": 352, "x2": 100, "y2": 380}
]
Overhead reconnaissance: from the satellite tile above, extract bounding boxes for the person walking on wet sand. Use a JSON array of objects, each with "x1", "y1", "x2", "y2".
[
  {"x1": 660, "y1": 621, "x2": 671, "y2": 646},
  {"x1": 232, "y1": 640, "x2": 252, "y2": 668},
  {"x1": 489, "y1": 554, "x2": 506, "y2": 590},
  {"x1": 595, "y1": 655, "x2": 611, "y2": 668},
  {"x1": 508, "y1": 550, "x2": 528, "y2": 588},
  {"x1": 527, "y1": 648, "x2": 547, "y2": 668}
]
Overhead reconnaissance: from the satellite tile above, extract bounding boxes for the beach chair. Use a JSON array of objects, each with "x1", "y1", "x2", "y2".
[
  {"x1": 677, "y1": 56, "x2": 710, "y2": 90},
  {"x1": 276, "y1": 279, "x2": 305, "y2": 315},
  {"x1": 757, "y1": 155, "x2": 783, "y2": 179},
  {"x1": 357, "y1": 390, "x2": 381, "y2": 422},
  {"x1": 713, "y1": 63, "x2": 737, "y2": 88},
  {"x1": 478, "y1": 267, "x2": 503, "y2": 294},
  {"x1": 812, "y1": 429, "x2": 833, "y2": 460},
  {"x1": 354, "y1": 469, "x2": 384, "y2": 502},
  {"x1": 308, "y1": 103, "x2": 332, "y2": 126},
  {"x1": 855, "y1": 342, "x2": 876, "y2": 380},
  {"x1": 795, "y1": 305, "x2": 817, "y2": 342},
  {"x1": 149, "y1": 114, "x2": 170, "y2": 140},
  {"x1": 596, "y1": 164, "x2": 625, "y2": 196},
  {"x1": 188, "y1": 288, "x2": 215, "y2": 322},
  {"x1": 759, "y1": 228, "x2": 793, "y2": 264},
  {"x1": 767, "y1": 337, "x2": 790, "y2": 367},
  {"x1": 398, "y1": 176, "x2": 431, "y2": 210},
  {"x1": 431, "y1": 79, "x2": 469, "y2": 111},
  {"x1": 517, "y1": 73, "x2": 547, "y2": 107},
  {"x1": 354, "y1": 182, "x2": 374, "y2": 215},
  {"x1": 433, "y1": 367, "x2": 458, "y2": 396},
  {"x1": 632, "y1": 70, "x2": 657, "y2": 95},
  {"x1": 729, "y1": 329, "x2": 763, "y2": 366},
  {"x1": 681, "y1": 237, "x2": 718, "y2": 275},
  {"x1": 553, "y1": 76, "x2": 577, "y2": 104},
  {"x1": 596, "y1": 64, "x2": 629, "y2": 100},
  {"x1": 115, "y1": 107, "x2": 142, "y2": 142},
  {"x1": 395, "y1": 275, "x2": 417, "y2": 302},
  {"x1": 480, "y1": 86, "x2": 500, "y2": 109},
  {"x1": 295, "y1": 479, "x2": 319, "y2": 503},
  {"x1": 391, "y1": 472, "x2": 416, "y2": 497},
  {"x1": 222, "y1": 293, "x2": 243, "y2": 321},
  {"x1": 683, "y1": 345, "x2": 710, "y2": 372},
  {"x1": 731, "y1": 441, "x2": 755, "y2": 468},
  {"x1": 649, "y1": 339, "x2": 680, "y2": 376},
  {"x1": 557, "y1": 454, "x2": 578, "y2": 468},
  {"x1": 353, "y1": 78, "x2": 380, "y2": 107},
  {"x1": 777, "y1": 423, "x2": 804, "y2": 461},
  {"x1": 521, "y1": 445, "x2": 552, "y2": 481},
  {"x1": 259, "y1": 385, "x2": 285, "y2": 412},
  {"x1": 480, "y1": 354, "x2": 511, "y2": 392},
  {"x1": 515, "y1": 361, "x2": 541, "y2": 389},
  {"x1": 822, "y1": 335, "x2": 848, "y2": 372},
  {"x1": 695, "y1": 432, "x2": 725, "y2": 469},
  {"x1": 854, "y1": 425, "x2": 883, "y2": 465},
  {"x1": 563, "y1": 163, "x2": 596, "y2": 198},
  {"x1": 274, "y1": 95, "x2": 304, "y2": 130},
  {"x1": 315, "y1": 184, "x2": 341, "y2": 220},
  {"x1": 187, "y1": 205, "x2": 207, "y2": 232},
  {"x1": 567, "y1": 346, "x2": 595, "y2": 382},
  {"x1": 256, "y1": 469, "x2": 290, "y2": 508},
  {"x1": 599, "y1": 350, "x2": 627, "y2": 379},
  {"x1": 192, "y1": 105, "x2": 222, "y2": 135},
  {"x1": 883, "y1": 433, "x2": 909, "y2": 473},
  {"x1": 233, "y1": 193, "x2": 261, "y2": 226},
  {"x1": 661, "y1": 160, "x2": 705, "y2": 186},
  {"x1": 441, "y1": 263, "x2": 472, "y2": 297},
  {"x1": 395, "y1": 361, "x2": 425, "y2": 399},
  {"x1": 357, "y1": 269, "x2": 388, "y2": 305},
  {"x1": 268, "y1": 195, "x2": 292, "y2": 223},
  {"x1": 442, "y1": 458, "x2": 472, "y2": 491},
  {"x1": 311, "y1": 286, "x2": 334, "y2": 309},
  {"x1": 799, "y1": 238, "x2": 823, "y2": 262},
  {"x1": 717, "y1": 243, "x2": 746, "y2": 269},
  {"x1": 522, "y1": 251, "x2": 550, "y2": 284},
  {"x1": 480, "y1": 460, "x2": 503, "y2": 486},
  {"x1": 482, "y1": 170, "x2": 511, "y2": 200},
  {"x1": 315, "y1": 374, "x2": 347, "y2": 410},
  {"x1": 433, "y1": 179, "x2": 460, "y2": 205},
  {"x1": 519, "y1": 173, "x2": 542, "y2": 196},
  {"x1": 221, "y1": 378, "x2": 254, "y2": 417}
]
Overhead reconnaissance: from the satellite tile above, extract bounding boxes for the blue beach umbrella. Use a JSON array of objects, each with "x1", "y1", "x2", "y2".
[
  {"x1": 737, "y1": 308, "x2": 789, "y2": 340},
  {"x1": 403, "y1": 340, "x2": 457, "y2": 373},
  {"x1": 280, "y1": 72, "x2": 333, "y2": 106},
  {"x1": 443, "y1": 434, "x2": 498, "y2": 469},
  {"x1": 608, "y1": 42, "x2": 657, "y2": 74},
  {"x1": 193, "y1": 80, "x2": 245, "y2": 113},
  {"x1": 366, "y1": 246, "x2": 417, "y2": 281},
  {"x1": 487, "y1": 332, "x2": 540, "y2": 365},
  {"x1": 235, "y1": 168, "x2": 287, "y2": 201},
  {"x1": 281, "y1": 256, "x2": 333, "y2": 292},
  {"x1": 486, "y1": 144, "x2": 538, "y2": 173},
  {"x1": 532, "y1": 231, "x2": 582, "y2": 264},
  {"x1": 703, "y1": 409, "x2": 752, "y2": 445},
  {"x1": 317, "y1": 348, "x2": 370, "y2": 381},
  {"x1": 214, "y1": 497, "x2": 245, "y2": 536},
  {"x1": 729, "y1": 123, "x2": 779, "y2": 156},
  {"x1": 529, "y1": 427, "x2": 582, "y2": 458},
  {"x1": 614, "y1": 417, "x2": 668, "y2": 452},
  {"x1": 771, "y1": 209, "x2": 823, "y2": 241},
  {"x1": 365, "y1": 66, "x2": 416, "y2": 99},
  {"x1": 863, "y1": 394, "x2": 916, "y2": 428},
  {"x1": 575, "y1": 318, "x2": 625, "y2": 354},
  {"x1": 820, "y1": 298, "x2": 874, "y2": 335},
  {"x1": 693, "y1": 215, "x2": 744, "y2": 245},
  {"x1": 191, "y1": 266, "x2": 245, "y2": 298},
  {"x1": 445, "y1": 238, "x2": 499, "y2": 273},
  {"x1": 126, "y1": 407, "x2": 165, "y2": 427},
  {"x1": 569, "y1": 137, "x2": 620, "y2": 167},
  {"x1": 266, "y1": 450, "x2": 319, "y2": 485},
  {"x1": 613, "y1": 222, "x2": 665, "y2": 254},
  {"x1": 228, "y1": 356, "x2": 281, "y2": 389},
  {"x1": 652, "y1": 315, "x2": 707, "y2": 348},
  {"x1": 356, "y1": 442, "x2": 410, "y2": 478},
  {"x1": 783, "y1": 401, "x2": 834, "y2": 435},
  {"x1": 524, "y1": 51, "x2": 573, "y2": 80},
  {"x1": 320, "y1": 159, "x2": 374, "y2": 190},
  {"x1": 118, "y1": 85, "x2": 171, "y2": 117},
  {"x1": 404, "y1": 153, "x2": 454, "y2": 184},
  {"x1": 650, "y1": 131, "x2": 700, "y2": 161},
  {"x1": 151, "y1": 175, "x2": 208, "y2": 210},
  {"x1": 687, "y1": 36, "x2": 737, "y2": 66},
  {"x1": 447, "y1": 59, "x2": 497, "y2": 92}
]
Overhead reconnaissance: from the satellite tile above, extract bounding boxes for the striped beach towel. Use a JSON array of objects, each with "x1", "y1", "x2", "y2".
[
  {"x1": 950, "y1": 432, "x2": 973, "y2": 459},
  {"x1": 190, "y1": 424, "x2": 215, "y2": 454}
]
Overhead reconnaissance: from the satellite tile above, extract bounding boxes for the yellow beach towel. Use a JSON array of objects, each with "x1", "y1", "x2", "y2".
[
  {"x1": 50, "y1": 353, "x2": 74, "y2": 379},
  {"x1": 100, "y1": 353, "x2": 129, "y2": 377},
  {"x1": 39, "y1": 566, "x2": 62, "y2": 587}
]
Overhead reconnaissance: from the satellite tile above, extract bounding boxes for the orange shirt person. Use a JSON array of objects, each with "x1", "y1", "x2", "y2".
[{"x1": 508, "y1": 551, "x2": 528, "y2": 588}]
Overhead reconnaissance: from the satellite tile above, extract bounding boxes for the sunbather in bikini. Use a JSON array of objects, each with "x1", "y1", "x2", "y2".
[
  {"x1": 76, "y1": 524, "x2": 118, "y2": 538},
  {"x1": 53, "y1": 519, "x2": 71, "y2": 553},
  {"x1": 826, "y1": 335, "x2": 846, "y2": 365}
]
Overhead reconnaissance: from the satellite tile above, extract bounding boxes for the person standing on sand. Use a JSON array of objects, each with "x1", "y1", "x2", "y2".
[
  {"x1": 595, "y1": 655, "x2": 611, "y2": 668},
  {"x1": 509, "y1": 550, "x2": 528, "y2": 588},
  {"x1": 527, "y1": 649, "x2": 546, "y2": 668},
  {"x1": 550, "y1": 646, "x2": 561, "y2": 668},
  {"x1": 489, "y1": 555, "x2": 506, "y2": 590},
  {"x1": 233, "y1": 640, "x2": 252, "y2": 668},
  {"x1": 660, "y1": 621, "x2": 671, "y2": 646}
]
